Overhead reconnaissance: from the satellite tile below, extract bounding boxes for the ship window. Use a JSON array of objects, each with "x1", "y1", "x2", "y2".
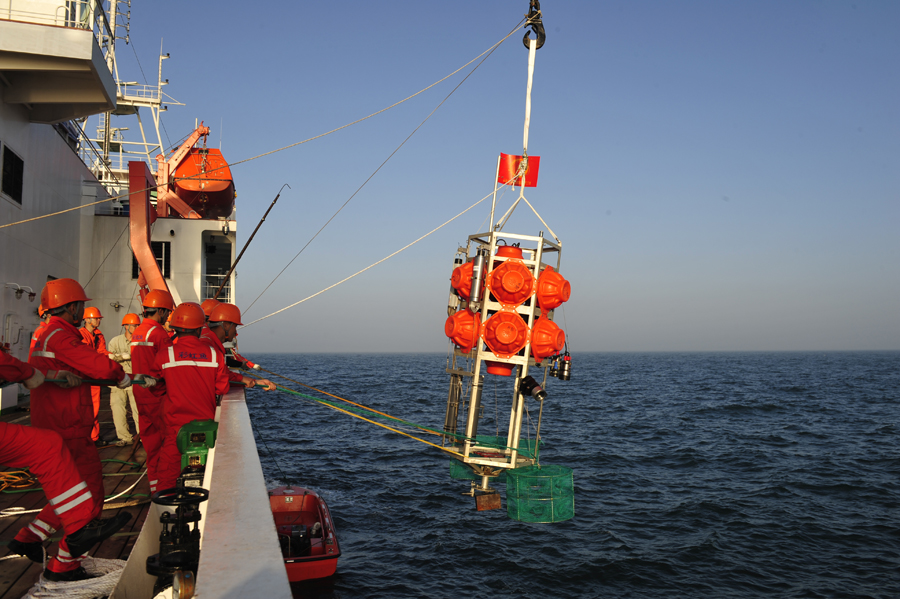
[
  {"x1": 1, "y1": 145, "x2": 24, "y2": 205},
  {"x1": 132, "y1": 241, "x2": 171, "y2": 279}
]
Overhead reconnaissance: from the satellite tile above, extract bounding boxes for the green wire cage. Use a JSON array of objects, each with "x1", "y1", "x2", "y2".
[
  {"x1": 506, "y1": 464, "x2": 574, "y2": 523},
  {"x1": 448, "y1": 435, "x2": 541, "y2": 481}
]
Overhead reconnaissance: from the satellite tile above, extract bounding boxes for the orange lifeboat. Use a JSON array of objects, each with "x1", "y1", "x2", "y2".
[{"x1": 171, "y1": 147, "x2": 235, "y2": 218}]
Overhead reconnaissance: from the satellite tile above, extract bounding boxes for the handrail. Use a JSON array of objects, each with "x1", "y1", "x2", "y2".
[{"x1": 1, "y1": 0, "x2": 111, "y2": 42}]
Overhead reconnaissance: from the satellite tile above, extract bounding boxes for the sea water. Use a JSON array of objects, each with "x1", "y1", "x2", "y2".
[{"x1": 244, "y1": 352, "x2": 899, "y2": 599}]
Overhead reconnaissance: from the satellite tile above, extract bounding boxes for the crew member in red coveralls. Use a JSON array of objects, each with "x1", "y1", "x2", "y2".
[
  {"x1": 15, "y1": 279, "x2": 133, "y2": 581},
  {"x1": 152, "y1": 303, "x2": 231, "y2": 491},
  {"x1": 199, "y1": 298, "x2": 261, "y2": 371},
  {"x1": 29, "y1": 303, "x2": 51, "y2": 359},
  {"x1": 1, "y1": 352, "x2": 129, "y2": 569},
  {"x1": 79, "y1": 307, "x2": 108, "y2": 444},
  {"x1": 202, "y1": 302, "x2": 276, "y2": 391},
  {"x1": 129, "y1": 289, "x2": 175, "y2": 496}
]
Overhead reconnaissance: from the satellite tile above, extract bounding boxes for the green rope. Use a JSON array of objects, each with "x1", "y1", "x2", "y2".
[
  {"x1": 271, "y1": 384, "x2": 539, "y2": 460},
  {"x1": 100, "y1": 459, "x2": 141, "y2": 467}
]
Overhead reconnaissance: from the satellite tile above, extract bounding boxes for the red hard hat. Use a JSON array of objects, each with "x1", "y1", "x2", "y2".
[
  {"x1": 200, "y1": 298, "x2": 221, "y2": 317},
  {"x1": 121, "y1": 313, "x2": 141, "y2": 325},
  {"x1": 41, "y1": 279, "x2": 90, "y2": 310},
  {"x1": 142, "y1": 289, "x2": 175, "y2": 311},
  {"x1": 209, "y1": 302, "x2": 243, "y2": 326},
  {"x1": 170, "y1": 302, "x2": 205, "y2": 330},
  {"x1": 83, "y1": 307, "x2": 103, "y2": 319}
]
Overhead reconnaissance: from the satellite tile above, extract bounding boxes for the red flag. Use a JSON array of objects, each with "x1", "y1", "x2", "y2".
[{"x1": 497, "y1": 153, "x2": 540, "y2": 187}]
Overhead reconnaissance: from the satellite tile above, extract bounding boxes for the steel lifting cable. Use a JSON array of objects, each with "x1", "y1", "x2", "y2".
[
  {"x1": 239, "y1": 190, "x2": 494, "y2": 328},
  {"x1": 243, "y1": 28, "x2": 516, "y2": 315},
  {"x1": 0, "y1": 19, "x2": 527, "y2": 232}
]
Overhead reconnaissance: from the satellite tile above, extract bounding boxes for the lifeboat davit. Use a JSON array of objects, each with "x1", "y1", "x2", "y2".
[
  {"x1": 171, "y1": 147, "x2": 235, "y2": 218},
  {"x1": 269, "y1": 486, "x2": 341, "y2": 582}
]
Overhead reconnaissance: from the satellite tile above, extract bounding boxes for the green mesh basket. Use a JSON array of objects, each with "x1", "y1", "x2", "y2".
[{"x1": 506, "y1": 464, "x2": 574, "y2": 523}]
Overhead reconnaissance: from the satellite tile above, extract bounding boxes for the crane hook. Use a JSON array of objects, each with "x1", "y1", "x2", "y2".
[{"x1": 523, "y1": 0, "x2": 546, "y2": 50}]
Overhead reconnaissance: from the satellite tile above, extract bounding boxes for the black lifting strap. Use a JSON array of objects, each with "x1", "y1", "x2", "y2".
[{"x1": 523, "y1": 0, "x2": 546, "y2": 50}]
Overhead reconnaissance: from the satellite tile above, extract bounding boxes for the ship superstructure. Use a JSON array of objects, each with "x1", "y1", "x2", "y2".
[{"x1": 0, "y1": 0, "x2": 237, "y2": 412}]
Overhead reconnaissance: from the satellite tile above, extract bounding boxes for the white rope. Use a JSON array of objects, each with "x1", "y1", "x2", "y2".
[
  {"x1": 23, "y1": 557, "x2": 126, "y2": 598},
  {"x1": 241, "y1": 190, "x2": 499, "y2": 328},
  {"x1": 0, "y1": 19, "x2": 528, "y2": 233}
]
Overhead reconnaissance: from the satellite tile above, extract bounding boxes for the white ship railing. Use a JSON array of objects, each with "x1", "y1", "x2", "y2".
[
  {"x1": 203, "y1": 275, "x2": 232, "y2": 304},
  {"x1": 110, "y1": 386, "x2": 291, "y2": 598},
  {"x1": 0, "y1": 0, "x2": 112, "y2": 44}
]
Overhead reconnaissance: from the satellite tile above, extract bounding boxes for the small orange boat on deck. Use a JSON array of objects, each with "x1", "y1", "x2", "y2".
[{"x1": 269, "y1": 486, "x2": 341, "y2": 582}]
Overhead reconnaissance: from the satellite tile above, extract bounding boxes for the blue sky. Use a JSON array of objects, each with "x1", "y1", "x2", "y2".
[{"x1": 115, "y1": 1, "x2": 899, "y2": 352}]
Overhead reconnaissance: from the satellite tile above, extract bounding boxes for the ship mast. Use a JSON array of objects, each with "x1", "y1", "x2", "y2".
[{"x1": 78, "y1": 0, "x2": 183, "y2": 200}]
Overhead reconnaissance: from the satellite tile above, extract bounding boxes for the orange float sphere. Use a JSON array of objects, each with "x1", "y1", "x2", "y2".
[
  {"x1": 483, "y1": 311, "x2": 529, "y2": 358},
  {"x1": 450, "y1": 261, "x2": 475, "y2": 300},
  {"x1": 444, "y1": 309, "x2": 481, "y2": 353},
  {"x1": 486, "y1": 361, "x2": 515, "y2": 376},
  {"x1": 536, "y1": 266, "x2": 571, "y2": 311},
  {"x1": 495, "y1": 245, "x2": 523, "y2": 260},
  {"x1": 488, "y1": 260, "x2": 535, "y2": 308},
  {"x1": 531, "y1": 318, "x2": 565, "y2": 362}
]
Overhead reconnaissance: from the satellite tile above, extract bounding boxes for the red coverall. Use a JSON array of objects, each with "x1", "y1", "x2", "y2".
[
  {"x1": 18, "y1": 318, "x2": 125, "y2": 573},
  {"x1": 153, "y1": 336, "x2": 230, "y2": 491},
  {"x1": 0, "y1": 354, "x2": 95, "y2": 549},
  {"x1": 130, "y1": 320, "x2": 172, "y2": 494},
  {"x1": 79, "y1": 326, "x2": 107, "y2": 441},
  {"x1": 201, "y1": 327, "x2": 245, "y2": 385},
  {"x1": 28, "y1": 320, "x2": 48, "y2": 359}
]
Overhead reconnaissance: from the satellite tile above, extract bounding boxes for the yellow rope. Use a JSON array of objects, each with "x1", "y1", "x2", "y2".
[
  {"x1": 0, "y1": 471, "x2": 37, "y2": 493},
  {"x1": 256, "y1": 366, "x2": 440, "y2": 435},
  {"x1": 244, "y1": 373, "x2": 463, "y2": 459}
]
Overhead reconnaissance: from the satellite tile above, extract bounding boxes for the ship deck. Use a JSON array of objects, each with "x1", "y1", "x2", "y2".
[{"x1": 0, "y1": 393, "x2": 151, "y2": 598}]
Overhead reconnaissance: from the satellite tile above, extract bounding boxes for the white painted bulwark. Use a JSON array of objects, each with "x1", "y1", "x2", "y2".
[{"x1": 195, "y1": 386, "x2": 292, "y2": 599}]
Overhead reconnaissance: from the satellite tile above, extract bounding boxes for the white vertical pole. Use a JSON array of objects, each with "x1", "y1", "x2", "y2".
[
  {"x1": 522, "y1": 37, "x2": 538, "y2": 156},
  {"x1": 489, "y1": 154, "x2": 501, "y2": 232}
]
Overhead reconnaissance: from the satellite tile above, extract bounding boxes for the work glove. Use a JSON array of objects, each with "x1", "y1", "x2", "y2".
[
  {"x1": 121, "y1": 352, "x2": 130, "y2": 361},
  {"x1": 22, "y1": 369, "x2": 45, "y2": 389},
  {"x1": 116, "y1": 374, "x2": 132, "y2": 389},
  {"x1": 252, "y1": 363, "x2": 261, "y2": 371},
  {"x1": 47, "y1": 370, "x2": 82, "y2": 388},
  {"x1": 138, "y1": 375, "x2": 157, "y2": 388},
  {"x1": 56, "y1": 370, "x2": 82, "y2": 388}
]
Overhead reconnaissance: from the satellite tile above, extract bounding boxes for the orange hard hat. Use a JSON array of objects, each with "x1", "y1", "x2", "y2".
[
  {"x1": 83, "y1": 307, "x2": 103, "y2": 319},
  {"x1": 200, "y1": 298, "x2": 221, "y2": 317},
  {"x1": 38, "y1": 303, "x2": 46, "y2": 317},
  {"x1": 209, "y1": 302, "x2": 243, "y2": 326},
  {"x1": 142, "y1": 289, "x2": 175, "y2": 311},
  {"x1": 41, "y1": 279, "x2": 90, "y2": 310},
  {"x1": 121, "y1": 313, "x2": 141, "y2": 325},
  {"x1": 170, "y1": 302, "x2": 205, "y2": 330}
]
